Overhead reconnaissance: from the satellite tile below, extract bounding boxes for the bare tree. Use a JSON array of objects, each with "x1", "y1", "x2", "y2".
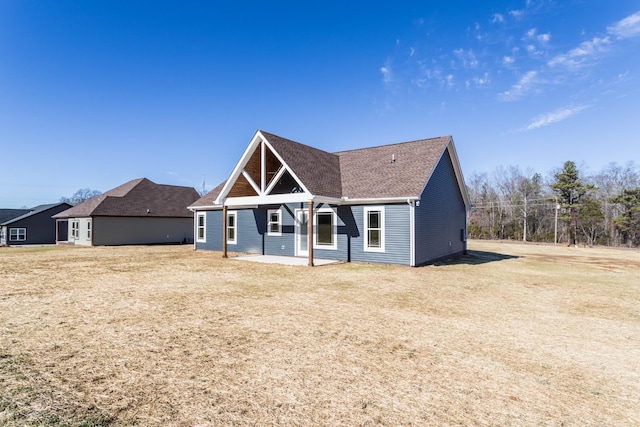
[{"x1": 60, "y1": 188, "x2": 102, "y2": 206}]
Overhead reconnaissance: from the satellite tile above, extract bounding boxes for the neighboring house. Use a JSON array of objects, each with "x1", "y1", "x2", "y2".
[
  {"x1": 53, "y1": 178, "x2": 200, "y2": 246},
  {"x1": 0, "y1": 203, "x2": 72, "y2": 246},
  {"x1": 190, "y1": 130, "x2": 471, "y2": 266}
]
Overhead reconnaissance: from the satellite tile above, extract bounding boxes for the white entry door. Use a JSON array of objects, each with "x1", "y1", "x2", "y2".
[{"x1": 295, "y1": 209, "x2": 309, "y2": 257}]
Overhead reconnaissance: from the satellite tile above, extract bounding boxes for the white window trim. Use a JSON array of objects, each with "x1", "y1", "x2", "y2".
[
  {"x1": 364, "y1": 206, "x2": 385, "y2": 252},
  {"x1": 71, "y1": 220, "x2": 79, "y2": 240},
  {"x1": 267, "y1": 208, "x2": 282, "y2": 236},
  {"x1": 196, "y1": 213, "x2": 206, "y2": 242},
  {"x1": 227, "y1": 210, "x2": 237, "y2": 245},
  {"x1": 9, "y1": 227, "x2": 26, "y2": 241},
  {"x1": 86, "y1": 221, "x2": 91, "y2": 241},
  {"x1": 313, "y1": 207, "x2": 337, "y2": 250}
]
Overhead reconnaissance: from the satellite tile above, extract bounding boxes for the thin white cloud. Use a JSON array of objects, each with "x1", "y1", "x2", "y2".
[
  {"x1": 499, "y1": 70, "x2": 538, "y2": 100},
  {"x1": 538, "y1": 33, "x2": 550, "y2": 43},
  {"x1": 524, "y1": 104, "x2": 589, "y2": 130},
  {"x1": 607, "y1": 11, "x2": 640, "y2": 39},
  {"x1": 548, "y1": 36, "x2": 611, "y2": 69},
  {"x1": 380, "y1": 61, "x2": 393, "y2": 84},
  {"x1": 503, "y1": 56, "x2": 515, "y2": 65},
  {"x1": 509, "y1": 9, "x2": 524, "y2": 18},
  {"x1": 474, "y1": 72, "x2": 490, "y2": 86},
  {"x1": 444, "y1": 74, "x2": 454, "y2": 88},
  {"x1": 453, "y1": 48, "x2": 479, "y2": 68},
  {"x1": 492, "y1": 13, "x2": 504, "y2": 23}
]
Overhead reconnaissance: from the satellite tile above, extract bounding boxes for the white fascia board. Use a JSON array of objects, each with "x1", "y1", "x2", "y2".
[
  {"x1": 339, "y1": 196, "x2": 419, "y2": 205},
  {"x1": 215, "y1": 131, "x2": 265, "y2": 204},
  {"x1": 224, "y1": 192, "x2": 313, "y2": 207},
  {"x1": 189, "y1": 204, "x2": 223, "y2": 211},
  {"x1": 446, "y1": 139, "x2": 472, "y2": 209},
  {"x1": 310, "y1": 196, "x2": 345, "y2": 205},
  {"x1": 261, "y1": 139, "x2": 312, "y2": 195}
]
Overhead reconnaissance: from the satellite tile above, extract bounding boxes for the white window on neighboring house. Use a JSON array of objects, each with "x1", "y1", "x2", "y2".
[
  {"x1": 364, "y1": 207, "x2": 385, "y2": 252},
  {"x1": 196, "y1": 213, "x2": 206, "y2": 242},
  {"x1": 267, "y1": 209, "x2": 281, "y2": 236},
  {"x1": 314, "y1": 208, "x2": 337, "y2": 250},
  {"x1": 71, "y1": 221, "x2": 79, "y2": 239},
  {"x1": 87, "y1": 221, "x2": 91, "y2": 240},
  {"x1": 9, "y1": 228, "x2": 26, "y2": 241},
  {"x1": 227, "y1": 211, "x2": 237, "y2": 244}
]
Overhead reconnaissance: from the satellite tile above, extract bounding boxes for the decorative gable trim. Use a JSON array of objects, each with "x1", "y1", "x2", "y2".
[{"x1": 215, "y1": 130, "x2": 313, "y2": 206}]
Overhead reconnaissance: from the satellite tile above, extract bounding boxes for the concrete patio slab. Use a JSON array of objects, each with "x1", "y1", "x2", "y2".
[{"x1": 232, "y1": 255, "x2": 340, "y2": 266}]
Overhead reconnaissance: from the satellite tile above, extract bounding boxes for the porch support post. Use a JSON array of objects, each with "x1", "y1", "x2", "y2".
[
  {"x1": 307, "y1": 200, "x2": 314, "y2": 267},
  {"x1": 55, "y1": 219, "x2": 59, "y2": 244},
  {"x1": 222, "y1": 205, "x2": 228, "y2": 258}
]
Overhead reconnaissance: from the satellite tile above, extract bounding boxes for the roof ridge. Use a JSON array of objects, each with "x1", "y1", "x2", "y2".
[{"x1": 334, "y1": 135, "x2": 451, "y2": 154}]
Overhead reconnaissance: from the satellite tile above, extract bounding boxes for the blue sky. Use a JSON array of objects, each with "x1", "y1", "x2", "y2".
[{"x1": 2, "y1": 0, "x2": 639, "y2": 207}]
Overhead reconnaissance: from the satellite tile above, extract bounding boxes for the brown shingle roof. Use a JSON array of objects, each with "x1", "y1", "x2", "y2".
[
  {"x1": 53, "y1": 178, "x2": 200, "y2": 219},
  {"x1": 336, "y1": 136, "x2": 451, "y2": 199},
  {"x1": 261, "y1": 131, "x2": 342, "y2": 198},
  {"x1": 188, "y1": 131, "x2": 459, "y2": 207},
  {"x1": 188, "y1": 181, "x2": 226, "y2": 208}
]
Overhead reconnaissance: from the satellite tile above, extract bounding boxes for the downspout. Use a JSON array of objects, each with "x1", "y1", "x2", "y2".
[
  {"x1": 307, "y1": 200, "x2": 314, "y2": 267},
  {"x1": 408, "y1": 199, "x2": 415, "y2": 267},
  {"x1": 222, "y1": 205, "x2": 228, "y2": 258}
]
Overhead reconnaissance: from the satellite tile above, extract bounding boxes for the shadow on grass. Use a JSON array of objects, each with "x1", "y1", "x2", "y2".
[{"x1": 438, "y1": 250, "x2": 519, "y2": 266}]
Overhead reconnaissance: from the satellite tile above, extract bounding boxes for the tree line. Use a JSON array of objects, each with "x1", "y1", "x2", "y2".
[{"x1": 466, "y1": 161, "x2": 640, "y2": 247}]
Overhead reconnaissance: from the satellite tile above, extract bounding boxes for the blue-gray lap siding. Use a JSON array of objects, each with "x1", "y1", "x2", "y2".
[
  {"x1": 195, "y1": 203, "x2": 412, "y2": 265},
  {"x1": 414, "y1": 149, "x2": 467, "y2": 265},
  {"x1": 195, "y1": 209, "x2": 262, "y2": 253}
]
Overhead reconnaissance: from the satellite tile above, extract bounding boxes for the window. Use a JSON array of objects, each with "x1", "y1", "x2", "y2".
[
  {"x1": 196, "y1": 213, "x2": 206, "y2": 242},
  {"x1": 314, "y1": 208, "x2": 337, "y2": 250},
  {"x1": 364, "y1": 207, "x2": 385, "y2": 252},
  {"x1": 87, "y1": 221, "x2": 91, "y2": 240},
  {"x1": 9, "y1": 228, "x2": 26, "y2": 241},
  {"x1": 227, "y1": 211, "x2": 237, "y2": 244},
  {"x1": 267, "y1": 209, "x2": 281, "y2": 236},
  {"x1": 71, "y1": 221, "x2": 79, "y2": 239}
]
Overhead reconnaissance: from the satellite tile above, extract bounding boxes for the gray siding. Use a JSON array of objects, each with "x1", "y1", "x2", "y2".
[
  {"x1": 264, "y1": 205, "x2": 295, "y2": 257},
  {"x1": 196, "y1": 210, "x2": 222, "y2": 251},
  {"x1": 195, "y1": 203, "x2": 412, "y2": 265},
  {"x1": 232, "y1": 209, "x2": 263, "y2": 253},
  {"x1": 414, "y1": 149, "x2": 466, "y2": 265},
  {"x1": 195, "y1": 209, "x2": 262, "y2": 254},
  {"x1": 347, "y1": 204, "x2": 411, "y2": 265},
  {"x1": 92, "y1": 217, "x2": 193, "y2": 246}
]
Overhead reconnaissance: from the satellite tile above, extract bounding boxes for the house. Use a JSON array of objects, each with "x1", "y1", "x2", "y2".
[
  {"x1": 0, "y1": 203, "x2": 72, "y2": 246},
  {"x1": 53, "y1": 178, "x2": 200, "y2": 246},
  {"x1": 189, "y1": 130, "x2": 471, "y2": 266}
]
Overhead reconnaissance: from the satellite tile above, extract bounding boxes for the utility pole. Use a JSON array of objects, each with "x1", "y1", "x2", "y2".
[{"x1": 554, "y1": 198, "x2": 560, "y2": 246}]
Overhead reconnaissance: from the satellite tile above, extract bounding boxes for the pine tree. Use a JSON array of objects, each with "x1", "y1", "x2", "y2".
[{"x1": 550, "y1": 161, "x2": 592, "y2": 245}]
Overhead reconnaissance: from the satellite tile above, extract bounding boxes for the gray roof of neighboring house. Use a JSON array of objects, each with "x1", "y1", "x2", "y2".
[
  {"x1": 53, "y1": 178, "x2": 200, "y2": 219},
  {"x1": 0, "y1": 209, "x2": 30, "y2": 224},
  {"x1": 1, "y1": 203, "x2": 72, "y2": 225},
  {"x1": 190, "y1": 131, "x2": 463, "y2": 206}
]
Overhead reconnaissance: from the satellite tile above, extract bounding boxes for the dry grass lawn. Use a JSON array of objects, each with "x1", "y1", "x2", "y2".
[{"x1": 1, "y1": 241, "x2": 639, "y2": 426}]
